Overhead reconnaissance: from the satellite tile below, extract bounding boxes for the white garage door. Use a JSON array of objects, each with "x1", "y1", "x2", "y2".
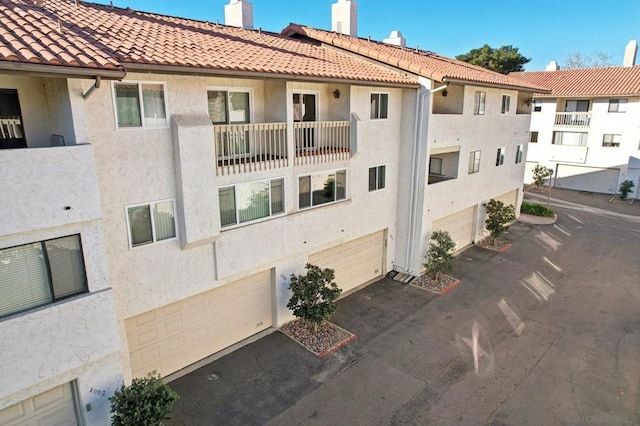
[
  {"x1": 432, "y1": 206, "x2": 476, "y2": 251},
  {"x1": 126, "y1": 270, "x2": 272, "y2": 378},
  {"x1": 494, "y1": 189, "x2": 518, "y2": 208},
  {"x1": 555, "y1": 164, "x2": 619, "y2": 194},
  {"x1": 0, "y1": 383, "x2": 77, "y2": 426},
  {"x1": 309, "y1": 230, "x2": 385, "y2": 294}
]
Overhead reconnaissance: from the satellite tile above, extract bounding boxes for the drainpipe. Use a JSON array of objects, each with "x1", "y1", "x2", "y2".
[{"x1": 401, "y1": 82, "x2": 447, "y2": 274}]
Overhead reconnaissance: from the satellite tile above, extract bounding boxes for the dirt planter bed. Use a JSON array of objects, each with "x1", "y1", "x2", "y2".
[
  {"x1": 410, "y1": 273, "x2": 461, "y2": 295},
  {"x1": 280, "y1": 319, "x2": 356, "y2": 358}
]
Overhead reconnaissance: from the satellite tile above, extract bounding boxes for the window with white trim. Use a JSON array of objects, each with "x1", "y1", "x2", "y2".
[
  {"x1": 501, "y1": 95, "x2": 511, "y2": 113},
  {"x1": 469, "y1": 150, "x2": 481, "y2": 174},
  {"x1": 126, "y1": 200, "x2": 176, "y2": 247},
  {"x1": 0, "y1": 235, "x2": 88, "y2": 318},
  {"x1": 370, "y1": 93, "x2": 388, "y2": 119},
  {"x1": 553, "y1": 131, "x2": 588, "y2": 146},
  {"x1": 608, "y1": 99, "x2": 627, "y2": 113},
  {"x1": 299, "y1": 169, "x2": 346, "y2": 209},
  {"x1": 515, "y1": 145, "x2": 523, "y2": 164},
  {"x1": 219, "y1": 178, "x2": 284, "y2": 228},
  {"x1": 533, "y1": 100, "x2": 542, "y2": 112},
  {"x1": 474, "y1": 91, "x2": 486, "y2": 115},
  {"x1": 113, "y1": 82, "x2": 168, "y2": 128},
  {"x1": 368, "y1": 165, "x2": 386, "y2": 191},
  {"x1": 602, "y1": 134, "x2": 621, "y2": 148},
  {"x1": 496, "y1": 147, "x2": 505, "y2": 166},
  {"x1": 530, "y1": 131, "x2": 539, "y2": 143}
]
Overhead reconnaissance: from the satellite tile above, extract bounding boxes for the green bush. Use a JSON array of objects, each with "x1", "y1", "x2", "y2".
[
  {"x1": 287, "y1": 264, "x2": 342, "y2": 328},
  {"x1": 532, "y1": 165, "x2": 554, "y2": 189},
  {"x1": 423, "y1": 230, "x2": 456, "y2": 279},
  {"x1": 521, "y1": 201, "x2": 555, "y2": 217},
  {"x1": 485, "y1": 199, "x2": 516, "y2": 240},
  {"x1": 109, "y1": 375, "x2": 179, "y2": 426},
  {"x1": 619, "y1": 179, "x2": 635, "y2": 200}
]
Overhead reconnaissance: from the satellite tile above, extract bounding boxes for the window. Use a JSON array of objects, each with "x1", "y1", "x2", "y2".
[
  {"x1": 208, "y1": 90, "x2": 251, "y2": 157},
  {"x1": 533, "y1": 100, "x2": 542, "y2": 112},
  {"x1": 564, "y1": 100, "x2": 589, "y2": 112},
  {"x1": 602, "y1": 134, "x2": 621, "y2": 148},
  {"x1": 473, "y1": 91, "x2": 486, "y2": 115},
  {"x1": 126, "y1": 200, "x2": 176, "y2": 247},
  {"x1": 553, "y1": 131, "x2": 588, "y2": 146},
  {"x1": 113, "y1": 82, "x2": 167, "y2": 128},
  {"x1": 496, "y1": 147, "x2": 505, "y2": 166},
  {"x1": 299, "y1": 170, "x2": 346, "y2": 209},
  {"x1": 370, "y1": 93, "x2": 388, "y2": 119},
  {"x1": 608, "y1": 99, "x2": 627, "y2": 113},
  {"x1": 501, "y1": 95, "x2": 511, "y2": 113},
  {"x1": 530, "y1": 131, "x2": 539, "y2": 143},
  {"x1": 468, "y1": 150, "x2": 481, "y2": 174},
  {"x1": 429, "y1": 157, "x2": 443, "y2": 175},
  {"x1": 515, "y1": 145, "x2": 523, "y2": 164},
  {"x1": 0, "y1": 235, "x2": 87, "y2": 318},
  {"x1": 368, "y1": 165, "x2": 386, "y2": 191},
  {"x1": 0, "y1": 89, "x2": 26, "y2": 149},
  {"x1": 219, "y1": 178, "x2": 284, "y2": 227}
]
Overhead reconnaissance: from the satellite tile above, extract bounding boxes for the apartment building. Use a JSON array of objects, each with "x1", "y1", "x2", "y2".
[
  {"x1": 511, "y1": 41, "x2": 640, "y2": 198},
  {"x1": 0, "y1": 0, "x2": 543, "y2": 424}
]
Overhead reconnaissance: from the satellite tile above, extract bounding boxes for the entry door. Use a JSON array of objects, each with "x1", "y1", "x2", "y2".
[
  {"x1": 293, "y1": 93, "x2": 316, "y2": 150},
  {"x1": 564, "y1": 100, "x2": 589, "y2": 112},
  {"x1": 208, "y1": 90, "x2": 251, "y2": 159},
  {"x1": 0, "y1": 89, "x2": 27, "y2": 149}
]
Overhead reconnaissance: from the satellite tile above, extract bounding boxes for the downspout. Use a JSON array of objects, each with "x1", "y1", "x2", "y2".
[
  {"x1": 82, "y1": 76, "x2": 102, "y2": 99},
  {"x1": 401, "y1": 83, "x2": 448, "y2": 274}
]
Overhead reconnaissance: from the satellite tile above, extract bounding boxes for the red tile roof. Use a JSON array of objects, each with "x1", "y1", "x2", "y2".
[
  {"x1": 282, "y1": 24, "x2": 549, "y2": 92},
  {"x1": 0, "y1": 0, "x2": 416, "y2": 85},
  {"x1": 510, "y1": 66, "x2": 640, "y2": 97}
]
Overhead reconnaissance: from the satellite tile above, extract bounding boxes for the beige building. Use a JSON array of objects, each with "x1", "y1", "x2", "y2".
[{"x1": 0, "y1": 0, "x2": 542, "y2": 424}]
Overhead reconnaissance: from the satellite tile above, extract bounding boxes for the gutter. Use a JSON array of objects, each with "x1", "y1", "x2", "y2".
[{"x1": 0, "y1": 61, "x2": 126, "y2": 80}]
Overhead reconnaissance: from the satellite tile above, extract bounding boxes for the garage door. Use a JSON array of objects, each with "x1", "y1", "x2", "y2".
[
  {"x1": 493, "y1": 189, "x2": 518, "y2": 208},
  {"x1": 309, "y1": 230, "x2": 385, "y2": 294},
  {"x1": 0, "y1": 383, "x2": 77, "y2": 425},
  {"x1": 432, "y1": 206, "x2": 475, "y2": 251},
  {"x1": 126, "y1": 270, "x2": 272, "y2": 378},
  {"x1": 555, "y1": 164, "x2": 620, "y2": 194}
]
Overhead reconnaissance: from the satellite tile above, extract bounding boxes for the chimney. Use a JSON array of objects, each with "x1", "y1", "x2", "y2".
[
  {"x1": 224, "y1": 0, "x2": 254, "y2": 30},
  {"x1": 331, "y1": 0, "x2": 357, "y2": 36},
  {"x1": 545, "y1": 60, "x2": 560, "y2": 71},
  {"x1": 383, "y1": 30, "x2": 406, "y2": 47},
  {"x1": 623, "y1": 40, "x2": 637, "y2": 67}
]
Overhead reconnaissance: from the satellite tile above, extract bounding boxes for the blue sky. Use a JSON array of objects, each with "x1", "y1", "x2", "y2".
[{"x1": 94, "y1": 0, "x2": 640, "y2": 71}]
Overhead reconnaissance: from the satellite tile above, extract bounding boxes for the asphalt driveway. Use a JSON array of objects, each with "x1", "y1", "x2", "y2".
[{"x1": 167, "y1": 202, "x2": 640, "y2": 425}]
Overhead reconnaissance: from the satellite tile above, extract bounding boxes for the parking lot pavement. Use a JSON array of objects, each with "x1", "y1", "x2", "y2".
[{"x1": 168, "y1": 204, "x2": 640, "y2": 425}]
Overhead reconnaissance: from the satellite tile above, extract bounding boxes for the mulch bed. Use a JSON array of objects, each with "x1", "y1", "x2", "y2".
[
  {"x1": 476, "y1": 236, "x2": 512, "y2": 252},
  {"x1": 410, "y1": 273, "x2": 461, "y2": 295},
  {"x1": 279, "y1": 319, "x2": 356, "y2": 358}
]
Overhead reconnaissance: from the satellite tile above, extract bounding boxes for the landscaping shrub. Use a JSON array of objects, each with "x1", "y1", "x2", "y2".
[
  {"x1": 485, "y1": 199, "x2": 516, "y2": 240},
  {"x1": 287, "y1": 263, "x2": 342, "y2": 329},
  {"x1": 110, "y1": 375, "x2": 179, "y2": 426},
  {"x1": 521, "y1": 201, "x2": 555, "y2": 217},
  {"x1": 532, "y1": 165, "x2": 554, "y2": 189},
  {"x1": 619, "y1": 179, "x2": 635, "y2": 200},
  {"x1": 423, "y1": 230, "x2": 456, "y2": 279}
]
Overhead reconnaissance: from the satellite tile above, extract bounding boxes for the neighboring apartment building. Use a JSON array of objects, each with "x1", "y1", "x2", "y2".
[
  {"x1": 511, "y1": 41, "x2": 640, "y2": 198},
  {"x1": 0, "y1": 0, "x2": 543, "y2": 424}
]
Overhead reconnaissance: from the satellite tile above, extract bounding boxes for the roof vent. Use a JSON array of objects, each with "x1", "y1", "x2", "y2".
[
  {"x1": 545, "y1": 60, "x2": 559, "y2": 71},
  {"x1": 331, "y1": 0, "x2": 357, "y2": 36},
  {"x1": 224, "y1": 0, "x2": 254, "y2": 30},
  {"x1": 623, "y1": 40, "x2": 637, "y2": 67},
  {"x1": 383, "y1": 30, "x2": 406, "y2": 47}
]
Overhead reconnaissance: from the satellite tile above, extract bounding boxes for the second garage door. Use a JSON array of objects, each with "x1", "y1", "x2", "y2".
[
  {"x1": 555, "y1": 164, "x2": 620, "y2": 194},
  {"x1": 0, "y1": 383, "x2": 77, "y2": 426},
  {"x1": 309, "y1": 230, "x2": 385, "y2": 294},
  {"x1": 493, "y1": 189, "x2": 518, "y2": 208},
  {"x1": 126, "y1": 270, "x2": 272, "y2": 378},
  {"x1": 432, "y1": 206, "x2": 476, "y2": 251}
]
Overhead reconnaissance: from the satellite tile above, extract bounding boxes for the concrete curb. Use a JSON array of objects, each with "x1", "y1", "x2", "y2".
[
  {"x1": 439, "y1": 279, "x2": 462, "y2": 296},
  {"x1": 517, "y1": 213, "x2": 558, "y2": 225},
  {"x1": 318, "y1": 332, "x2": 358, "y2": 358}
]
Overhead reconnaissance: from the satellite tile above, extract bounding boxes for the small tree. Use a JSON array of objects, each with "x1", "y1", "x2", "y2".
[
  {"x1": 485, "y1": 199, "x2": 516, "y2": 242},
  {"x1": 110, "y1": 375, "x2": 179, "y2": 426},
  {"x1": 287, "y1": 263, "x2": 341, "y2": 331},
  {"x1": 423, "y1": 230, "x2": 456, "y2": 279},
  {"x1": 619, "y1": 179, "x2": 635, "y2": 200},
  {"x1": 532, "y1": 165, "x2": 554, "y2": 189}
]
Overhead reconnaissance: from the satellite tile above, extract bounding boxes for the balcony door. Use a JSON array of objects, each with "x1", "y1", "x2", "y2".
[
  {"x1": 208, "y1": 90, "x2": 251, "y2": 159},
  {"x1": 564, "y1": 100, "x2": 589, "y2": 112},
  {"x1": 293, "y1": 93, "x2": 317, "y2": 151},
  {"x1": 0, "y1": 89, "x2": 27, "y2": 149}
]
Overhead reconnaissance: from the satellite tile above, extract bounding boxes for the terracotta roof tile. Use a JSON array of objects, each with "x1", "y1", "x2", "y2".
[
  {"x1": 282, "y1": 24, "x2": 548, "y2": 92},
  {"x1": 509, "y1": 67, "x2": 640, "y2": 97}
]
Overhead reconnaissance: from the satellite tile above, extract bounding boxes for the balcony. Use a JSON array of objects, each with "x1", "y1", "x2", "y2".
[
  {"x1": 554, "y1": 112, "x2": 591, "y2": 129},
  {"x1": 0, "y1": 118, "x2": 26, "y2": 149},
  {"x1": 214, "y1": 121, "x2": 350, "y2": 175}
]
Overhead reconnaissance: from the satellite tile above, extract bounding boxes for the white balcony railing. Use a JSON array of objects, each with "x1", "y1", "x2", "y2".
[
  {"x1": 554, "y1": 112, "x2": 591, "y2": 128},
  {"x1": 0, "y1": 118, "x2": 26, "y2": 149},
  {"x1": 214, "y1": 123, "x2": 288, "y2": 175},
  {"x1": 294, "y1": 121, "x2": 350, "y2": 165}
]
